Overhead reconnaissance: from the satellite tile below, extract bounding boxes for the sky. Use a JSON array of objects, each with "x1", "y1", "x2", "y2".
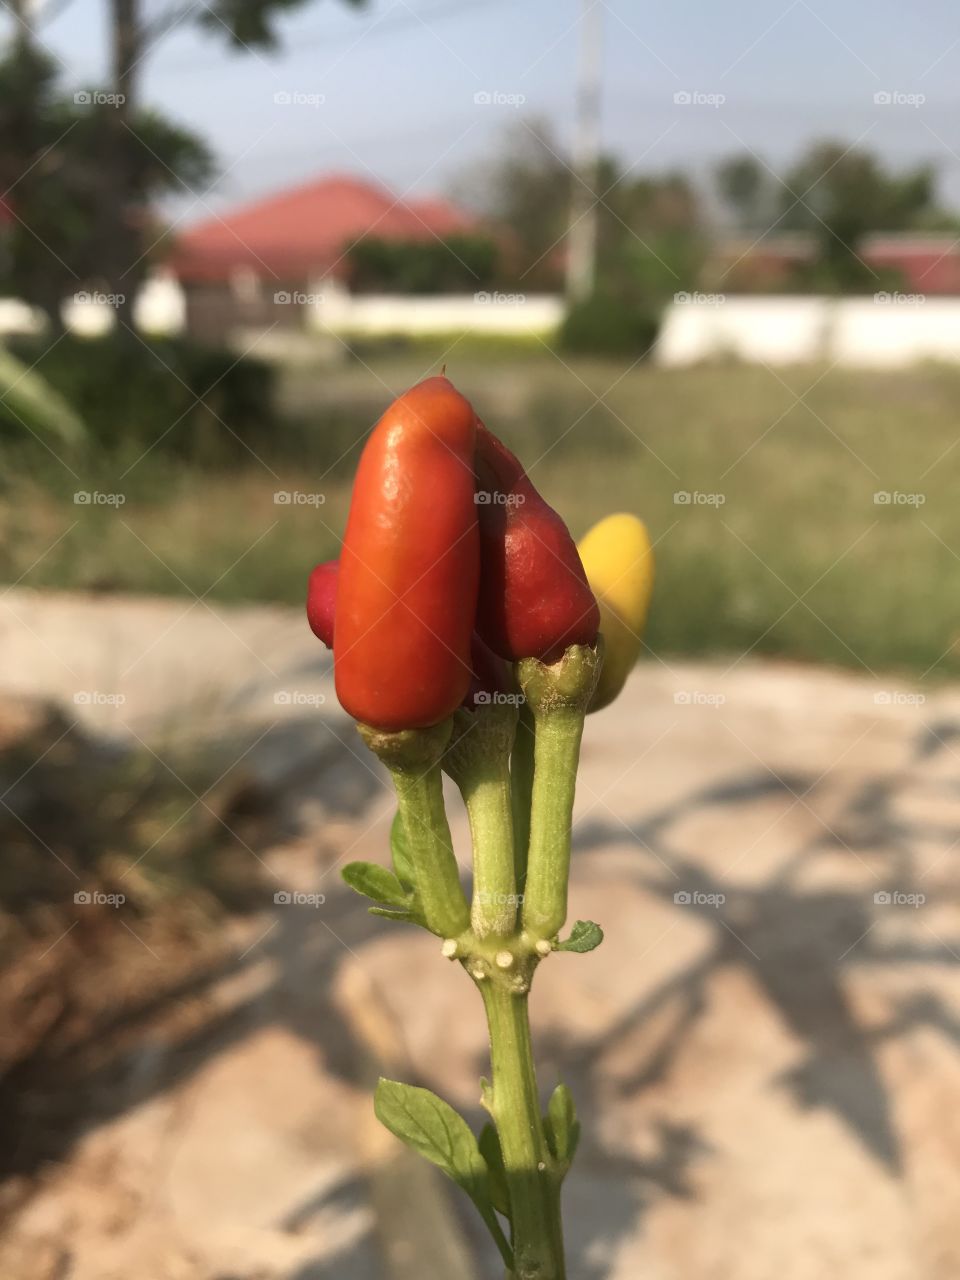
[{"x1": 14, "y1": 0, "x2": 960, "y2": 223}]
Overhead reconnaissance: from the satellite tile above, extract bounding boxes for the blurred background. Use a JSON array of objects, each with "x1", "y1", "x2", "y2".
[{"x1": 3, "y1": 0, "x2": 960, "y2": 1277}]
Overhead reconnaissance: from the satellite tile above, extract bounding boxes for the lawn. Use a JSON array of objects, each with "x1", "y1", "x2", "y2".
[{"x1": 3, "y1": 345, "x2": 958, "y2": 680}]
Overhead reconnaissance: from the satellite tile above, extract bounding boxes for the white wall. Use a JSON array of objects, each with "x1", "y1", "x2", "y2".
[
  {"x1": 0, "y1": 271, "x2": 186, "y2": 338},
  {"x1": 657, "y1": 295, "x2": 960, "y2": 366},
  {"x1": 309, "y1": 278, "x2": 563, "y2": 337}
]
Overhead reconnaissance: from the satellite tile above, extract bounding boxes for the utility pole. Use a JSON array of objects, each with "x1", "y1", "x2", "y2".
[
  {"x1": 564, "y1": 0, "x2": 603, "y2": 303},
  {"x1": 109, "y1": 0, "x2": 143, "y2": 331}
]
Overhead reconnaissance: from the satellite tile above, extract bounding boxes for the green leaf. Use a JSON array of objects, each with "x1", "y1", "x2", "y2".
[
  {"x1": 368, "y1": 906, "x2": 416, "y2": 923},
  {"x1": 342, "y1": 861, "x2": 409, "y2": 907},
  {"x1": 374, "y1": 1079, "x2": 514, "y2": 1269},
  {"x1": 543, "y1": 1083, "x2": 580, "y2": 1171},
  {"x1": 555, "y1": 920, "x2": 604, "y2": 954},
  {"x1": 375, "y1": 1078, "x2": 488, "y2": 1191},
  {"x1": 478, "y1": 1122, "x2": 511, "y2": 1218},
  {"x1": 390, "y1": 810, "x2": 418, "y2": 891}
]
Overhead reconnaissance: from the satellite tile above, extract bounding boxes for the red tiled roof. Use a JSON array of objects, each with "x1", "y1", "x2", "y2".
[{"x1": 169, "y1": 174, "x2": 477, "y2": 283}]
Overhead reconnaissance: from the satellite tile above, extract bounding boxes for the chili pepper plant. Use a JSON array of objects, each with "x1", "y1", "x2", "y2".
[{"x1": 307, "y1": 376, "x2": 653, "y2": 1280}]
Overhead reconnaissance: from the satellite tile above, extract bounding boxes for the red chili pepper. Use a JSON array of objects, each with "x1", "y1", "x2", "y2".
[
  {"x1": 309, "y1": 557, "x2": 510, "y2": 713},
  {"x1": 306, "y1": 559, "x2": 338, "y2": 648},
  {"x1": 474, "y1": 423, "x2": 599, "y2": 662},
  {"x1": 334, "y1": 376, "x2": 480, "y2": 731}
]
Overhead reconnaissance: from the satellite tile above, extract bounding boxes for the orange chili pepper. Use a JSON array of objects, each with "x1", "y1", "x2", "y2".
[{"x1": 333, "y1": 376, "x2": 480, "y2": 730}]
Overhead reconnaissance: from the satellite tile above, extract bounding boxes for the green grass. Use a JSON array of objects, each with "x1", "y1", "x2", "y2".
[{"x1": 3, "y1": 350, "x2": 959, "y2": 680}]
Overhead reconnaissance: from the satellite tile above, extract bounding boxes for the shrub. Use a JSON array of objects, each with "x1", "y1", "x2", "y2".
[
  {"x1": 559, "y1": 293, "x2": 660, "y2": 356},
  {"x1": 3, "y1": 333, "x2": 276, "y2": 462}
]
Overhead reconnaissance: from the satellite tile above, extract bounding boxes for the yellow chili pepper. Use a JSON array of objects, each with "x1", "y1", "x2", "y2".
[{"x1": 577, "y1": 513, "x2": 654, "y2": 712}]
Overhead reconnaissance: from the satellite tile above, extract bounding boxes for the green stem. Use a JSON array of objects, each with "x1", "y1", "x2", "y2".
[
  {"x1": 445, "y1": 706, "x2": 519, "y2": 938},
  {"x1": 511, "y1": 701, "x2": 536, "y2": 893},
  {"x1": 481, "y1": 980, "x2": 565, "y2": 1280},
  {"x1": 521, "y1": 706, "x2": 585, "y2": 941},
  {"x1": 390, "y1": 761, "x2": 470, "y2": 939}
]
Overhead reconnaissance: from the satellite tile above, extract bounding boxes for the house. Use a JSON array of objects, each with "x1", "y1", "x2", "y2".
[
  {"x1": 707, "y1": 232, "x2": 960, "y2": 295},
  {"x1": 167, "y1": 174, "x2": 479, "y2": 342}
]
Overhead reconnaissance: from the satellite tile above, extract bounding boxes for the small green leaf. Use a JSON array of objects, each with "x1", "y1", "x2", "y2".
[
  {"x1": 543, "y1": 1082, "x2": 580, "y2": 1170},
  {"x1": 375, "y1": 1078, "x2": 487, "y2": 1191},
  {"x1": 390, "y1": 810, "x2": 418, "y2": 891},
  {"x1": 374, "y1": 1079, "x2": 514, "y2": 1269},
  {"x1": 478, "y1": 1122, "x2": 511, "y2": 1218},
  {"x1": 368, "y1": 906, "x2": 416, "y2": 922},
  {"x1": 555, "y1": 920, "x2": 604, "y2": 954},
  {"x1": 342, "y1": 861, "x2": 409, "y2": 907}
]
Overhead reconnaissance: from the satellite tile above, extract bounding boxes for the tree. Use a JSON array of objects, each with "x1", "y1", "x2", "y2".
[
  {"x1": 778, "y1": 140, "x2": 941, "y2": 290},
  {"x1": 0, "y1": 45, "x2": 212, "y2": 330},
  {"x1": 715, "y1": 154, "x2": 772, "y2": 231}
]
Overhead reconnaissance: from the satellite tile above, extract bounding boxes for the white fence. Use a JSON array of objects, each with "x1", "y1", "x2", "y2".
[
  {"x1": 309, "y1": 285, "x2": 564, "y2": 337},
  {"x1": 657, "y1": 295, "x2": 960, "y2": 367}
]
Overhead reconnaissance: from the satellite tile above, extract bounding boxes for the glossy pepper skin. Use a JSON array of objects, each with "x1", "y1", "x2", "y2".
[
  {"x1": 577, "y1": 513, "x2": 654, "y2": 712},
  {"x1": 474, "y1": 422, "x2": 599, "y2": 662},
  {"x1": 309, "y1": 558, "x2": 512, "y2": 712},
  {"x1": 334, "y1": 377, "x2": 480, "y2": 731},
  {"x1": 306, "y1": 559, "x2": 338, "y2": 648}
]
